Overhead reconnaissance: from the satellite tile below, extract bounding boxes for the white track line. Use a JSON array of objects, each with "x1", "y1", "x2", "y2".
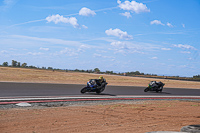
[{"x1": 1, "y1": 95, "x2": 200, "y2": 101}]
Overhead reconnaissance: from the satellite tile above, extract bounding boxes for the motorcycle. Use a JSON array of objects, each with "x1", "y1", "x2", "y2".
[
  {"x1": 80, "y1": 79, "x2": 108, "y2": 94},
  {"x1": 144, "y1": 81, "x2": 165, "y2": 92}
]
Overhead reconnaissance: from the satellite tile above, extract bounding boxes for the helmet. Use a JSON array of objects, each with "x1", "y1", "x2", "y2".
[{"x1": 99, "y1": 76, "x2": 103, "y2": 82}]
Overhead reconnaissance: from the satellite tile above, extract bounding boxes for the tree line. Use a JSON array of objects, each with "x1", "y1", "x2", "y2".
[
  {"x1": 0, "y1": 60, "x2": 158, "y2": 76},
  {"x1": 2, "y1": 60, "x2": 56, "y2": 69}
]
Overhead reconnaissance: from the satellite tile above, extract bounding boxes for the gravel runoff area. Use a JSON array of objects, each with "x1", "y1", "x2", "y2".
[{"x1": 0, "y1": 99, "x2": 200, "y2": 133}]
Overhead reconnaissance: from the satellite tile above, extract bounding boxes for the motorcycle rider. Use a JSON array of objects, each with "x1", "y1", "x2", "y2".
[
  {"x1": 97, "y1": 76, "x2": 106, "y2": 89},
  {"x1": 151, "y1": 81, "x2": 159, "y2": 89},
  {"x1": 151, "y1": 81, "x2": 163, "y2": 90}
]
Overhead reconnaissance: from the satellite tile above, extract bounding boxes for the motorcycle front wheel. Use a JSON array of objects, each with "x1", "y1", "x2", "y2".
[
  {"x1": 80, "y1": 87, "x2": 87, "y2": 94},
  {"x1": 144, "y1": 87, "x2": 149, "y2": 92}
]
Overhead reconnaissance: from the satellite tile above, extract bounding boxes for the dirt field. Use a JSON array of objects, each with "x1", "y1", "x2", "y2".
[
  {"x1": 0, "y1": 67, "x2": 200, "y2": 133},
  {"x1": 0, "y1": 67, "x2": 200, "y2": 89},
  {"x1": 0, "y1": 100, "x2": 200, "y2": 133}
]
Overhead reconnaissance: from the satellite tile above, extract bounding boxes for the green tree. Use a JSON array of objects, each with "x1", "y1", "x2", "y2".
[
  {"x1": 2, "y1": 62, "x2": 8, "y2": 66},
  {"x1": 193, "y1": 75, "x2": 200, "y2": 78},
  {"x1": 42, "y1": 67, "x2": 46, "y2": 69},
  {"x1": 28, "y1": 65, "x2": 36, "y2": 68},
  {"x1": 12, "y1": 60, "x2": 17, "y2": 67},
  {"x1": 17, "y1": 62, "x2": 21, "y2": 67},
  {"x1": 106, "y1": 71, "x2": 113, "y2": 74},
  {"x1": 48, "y1": 67, "x2": 53, "y2": 70},
  {"x1": 94, "y1": 68, "x2": 100, "y2": 73},
  {"x1": 74, "y1": 69, "x2": 79, "y2": 72},
  {"x1": 21, "y1": 63, "x2": 27, "y2": 68},
  {"x1": 88, "y1": 69, "x2": 93, "y2": 73},
  {"x1": 135, "y1": 71, "x2": 140, "y2": 75}
]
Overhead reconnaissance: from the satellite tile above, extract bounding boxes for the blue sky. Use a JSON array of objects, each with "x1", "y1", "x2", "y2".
[{"x1": 0, "y1": 0, "x2": 200, "y2": 77}]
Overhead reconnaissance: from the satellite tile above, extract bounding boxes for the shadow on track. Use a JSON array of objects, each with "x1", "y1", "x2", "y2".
[
  {"x1": 81, "y1": 93, "x2": 116, "y2": 96},
  {"x1": 145, "y1": 91, "x2": 171, "y2": 95}
]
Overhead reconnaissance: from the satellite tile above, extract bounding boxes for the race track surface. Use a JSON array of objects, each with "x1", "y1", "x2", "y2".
[{"x1": 0, "y1": 82, "x2": 200, "y2": 97}]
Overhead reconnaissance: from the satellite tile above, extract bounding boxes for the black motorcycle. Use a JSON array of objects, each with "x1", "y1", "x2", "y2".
[
  {"x1": 80, "y1": 79, "x2": 108, "y2": 94},
  {"x1": 144, "y1": 81, "x2": 165, "y2": 92}
]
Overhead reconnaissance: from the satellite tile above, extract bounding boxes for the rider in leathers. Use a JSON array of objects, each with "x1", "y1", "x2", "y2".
[{"x1": 97, "y1": 76, "x2": 106, "y2": 90}]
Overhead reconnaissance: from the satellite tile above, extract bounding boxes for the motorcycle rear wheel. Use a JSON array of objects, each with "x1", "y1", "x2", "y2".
[
  {"x1": 181, "y1": 125, "x2": 200, "y2": 132},
  {"x1": 96, "y1": 90, "x2": 101, "y2": 94},
  {"x1": 157, "y1": 87, "x2": 163, "y2": 92},
  {"x1": 96, "y1": 87, "x2": 105, "y2": 94}
]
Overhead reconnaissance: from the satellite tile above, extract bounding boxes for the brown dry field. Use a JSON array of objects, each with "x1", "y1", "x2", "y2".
[
  {"x1": 0, "y1": 67, "x2": 200, "y2": 89},
  {"x1": 0, "y1": 67, "x2": 200, "y2": 133}
]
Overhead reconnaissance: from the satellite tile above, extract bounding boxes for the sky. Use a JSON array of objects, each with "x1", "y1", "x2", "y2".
[{"x1": 0, "y1": 0, "x2": 200, "y2": 77}]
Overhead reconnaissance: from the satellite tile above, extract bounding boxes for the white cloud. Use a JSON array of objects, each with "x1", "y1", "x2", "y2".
[
  {"x1": 161, "y1": 48, "x2": 171, "y2": 50},
  {"x1": 120, "y1": 12, "x2": 132, "y2": 18},
  {"x1": 180, "y1": 51, "x2": 191, "y2": 54},
  {"x1": 82, "y1": 25, "x2": 88, "y2": 29},
  {"x1": 182, "y1": 24, "x2": 185, "y2": 28},
  {"x1": 167, "y1": 22, "x2": 173, "y2": 27},
  {"x1": 46, "y1": 14, "x2": 79, "y2": 28},
  {"x1": 9, "y1": 35, "x2": 84, "y2": 46},
  {"x1": 27, "y1": 52, "x2": 43, "y2": 56},
  {"x1": 93, "y1": 53, "x2": 114, "y2": 59},
  {"x1": 110, "y1": 41, "x2": 145, "y2": 55},
  {"x1": 0, "y1": 50, "x2": 8, "y2": 54},
  {"x1": 110, "y1": 41, "x2": 129, "y2": 55},
  {"x1": 179, "y1": 65, "x2": 187, "y2": 68},
  {"x1": 0, "y1": 50, "x2": 10, "y2": 57},
  {"x1": 39, "y1": 47, "x2": 49, "y2": 51},
  {"x1": 111, "y1": 41, "x2": 128, "y2": 49},
  {"x1": 60, "y1": 48, "x2": 78, "y2": 56},
  {"x1": 150, "y1": 57, "x2": 158, "y2": 59},
  {"x1": 46, "y1": 14, "x2": 66, "y2": 24},
  {"x1": 78, "y1": 45, "x2": 90, "y2": 52},
  {"x1": 56, "y1": 45, "x2": 90, "y2": 57},
  {"x1": 79, "y1": 7, "x2": 96, "y2": 16},
  {"x1": 105, "y1": 28, "x2": 133, "y2": 40},
  {"x1": 150, "y1": 20, "x2": 165, "y2": 26},
  {"x1": 173, "y1": 44, "x2": 196, "y2": 50},
  {"x1": 117, "y1": 0, "x2": 150, "y2": 13},
  {"x1": 150, "y1": 20, "x2": 175, "y2": 28},
  {"x1": 93, "y1": 53, "x2": 102, "y2": 57}
]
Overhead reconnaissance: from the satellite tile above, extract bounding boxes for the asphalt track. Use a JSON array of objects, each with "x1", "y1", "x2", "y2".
[
  {"x1": 0, "y1": 82, "x2": 200, "y2": 97},
  {"x1": 0, "y1": 82, "x2": 200, "y2": 105}
]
